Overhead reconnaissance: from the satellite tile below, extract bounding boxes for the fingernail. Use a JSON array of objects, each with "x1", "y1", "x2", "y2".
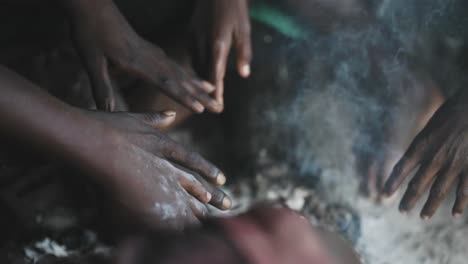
[
  {"x1": 453, "y1": 213, "x2": 462, "y2": 219},
  {"x1": 206, "y1": 192, "x2": 212, "y2": 202},
  {"x1": 217, "y1": 172, "x2": 226, "y2": 185},
  {"x1": 163, "y1": 110, "x2": 176, "y2": 116},
  {"x1": 240, "y1": 64, "x2": 250, "y2": 78},
  {"x1": 212, "y1": 101, "x2": 223, "y2": 112},
  {"x1": 222, "y1": 197, "x2": 232, "y2": 209},
  {"x1": 193, "y1": 102, "x2": 205, "y2": 113},
  {"x1": 421, "y1": 215, "x2": 430, "y2": 221}
]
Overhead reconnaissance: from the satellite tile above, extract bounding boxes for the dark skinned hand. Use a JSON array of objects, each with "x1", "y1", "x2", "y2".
[
  {"x1": 383, "y1": 90, "x2": 468, "y2": 219},
  {"x1": 191, "y1": 0, "x2": 252, "y2": 107},
  {"x1": 83, "y1": 109, "x2": 231, "y2": 230},
  {"x1": 0, "y1": 66, "x2": 230, "y2": 231},
  {"x1": 64, "y1": 0, "x2": 222, "y2": 113}
]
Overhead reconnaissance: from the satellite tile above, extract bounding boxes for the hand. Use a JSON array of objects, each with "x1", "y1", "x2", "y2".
[
  {"x1": 82, "y1": 110, "x2": 231, "y2": 230},
  {"x1": 65, "y1": 0, "x2": 222, "y2": 113},
  {"x1": 191, "y1": 0, "x2": 252, "y2": 106},
  {"x1": 383, "y1": 91, "x2": 468, "y2": 219},
  {"x1": 115, "y1": 207, "x2": 357, "y2": 264},
  {"x1": 0, "y1": 66, "x2": 229, "y2": 231}
]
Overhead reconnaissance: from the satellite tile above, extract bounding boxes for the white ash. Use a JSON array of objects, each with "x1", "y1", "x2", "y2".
[
  {"x1": 24, "y1": 238, "x2": 68, "y2": 263},
  {"x1": 219, "y1": 150, "x2": 361, "y2": 245}
]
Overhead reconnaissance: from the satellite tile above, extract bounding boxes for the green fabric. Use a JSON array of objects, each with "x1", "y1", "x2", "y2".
[{"x1": 249, "y1": 1, "x2": 308, "y2": 39}]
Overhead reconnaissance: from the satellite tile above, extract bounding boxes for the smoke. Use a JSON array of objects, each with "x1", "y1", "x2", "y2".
[
  {"x1": 240, "y1": 0, "x2": 468, "y2": 200},
  {"x1": 232, "y1": 2, "x2": 468, "y2": 261}
]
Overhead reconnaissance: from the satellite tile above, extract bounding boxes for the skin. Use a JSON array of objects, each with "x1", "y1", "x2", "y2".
[
  {"x1": 0, "y1": 65, "x2": 231, "y2": 231},
  {"x1": 383, "y1": 89, "x2": 468, "y2": 219},
  {"x1": 190, "y1": 0, "x2": 252, "y2": 107},
  {"x1": 113, "y1": 207, "x2": 359, "y2": 264},
  {"x1": 356, "y1": 79, "x2": 444, "y2": 199},
  {"x1": 62, "y1": 0, "x2": 222, "y2": 113}
]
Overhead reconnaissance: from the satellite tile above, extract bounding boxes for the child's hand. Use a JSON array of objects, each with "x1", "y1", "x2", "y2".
[
  {"x1": 383, "y1": 91, "x2": 468, "y2": 219},
  {"x1": 65, "y1": 0, "x2": 222, "y2": 113},
  {"x1": 191, "y1": 0, "x2": 252, "y2": 107},
  {"x1": 82, "y1": 109, "x2": 231, "y2": 230}
]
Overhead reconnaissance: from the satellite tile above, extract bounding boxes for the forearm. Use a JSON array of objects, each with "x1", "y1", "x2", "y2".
[{"x1": 0, "y1": 66, "x2": 111, "y2": 166}]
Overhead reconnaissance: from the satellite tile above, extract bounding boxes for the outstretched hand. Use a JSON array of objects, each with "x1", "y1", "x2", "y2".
[
  {"x1": 65, "y1": 0, "x2": 222, "y2": 113},
  {"x1": 383, "y1": 91, "x2": 468, "y2": 219}
]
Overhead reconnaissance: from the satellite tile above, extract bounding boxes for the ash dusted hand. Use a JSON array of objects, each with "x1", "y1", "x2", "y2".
[
  {"x1": 0, "y1": 66, "x2": 231, "y2": 231},
  {"x1": 85, "y1": 110, "x2": 232, "y2": 229},
  {"x1": 191, "y1": 0, "x2": 252, "y2": 107},
  {"x1": 383, "y1": 90, "x2": 468, "y2": 219},
  {"x1": 62, "y1": 0, "x2": 222, "y2": 113}
]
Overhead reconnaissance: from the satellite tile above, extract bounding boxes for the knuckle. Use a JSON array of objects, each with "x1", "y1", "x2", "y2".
[
  {"x1": 211, "y1": 191, "x2": 225, "y2": 203},
  {"x1": 186, "y1": 151, "x2": 201, "y2": 163},
  {"x1": 416, "y1": 136, "x2": 430, "y2": 153},
  {"x1": 432, "y1": 154, "x2": 445, "y2": 167},
  {"x1": 407, "y1": 180, "x2": 423, "y2": 196},
  {"x1": 430, "y1": 187, "x2": 445, "y2": 199},
  {"x1": 157, "y1": 77, "x2": 173, "y2": 90},
  {"x1": 393, "y1": 161, "x2": 405, "y2": 175}
]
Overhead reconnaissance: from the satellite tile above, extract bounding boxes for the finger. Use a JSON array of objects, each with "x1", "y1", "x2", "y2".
[
  {"x1": 384, "y1": 104, "x2": 454, "y2": 196},
  {"x1": 177, "y1": 172, "x2": 212, "y2": 204},
  {"x1": 190, "y1": 196, "x2": 209, "y2": 220},
  {"x1": 453, "y1": 171, "x2": 468, "y2": 217},
  {"x1": 194, "y1": 80, "x2": 216, "y2": 93},
  {"x1": 358, "y1": 157, "x2": 378, "y2": 198},
  {"x1": 399, "y1": 159, "x2": 442, "y2": 212},
  {"x1": 131, "y1": 111, "x2": 177, "y2": 129},
  {"x1": 193, "y1": 173, "x2": 232, "y2": 210},
  {"x1": 211, "y1": 35, "x2": 232, "y2": 105},
  {"x1": 214, "y1": 80, "x2": 225, "y2": 108},
  {"x1": 420, "y1": 162, "x2": 460, "y2": 219},
  {"x1": 383, "y1": 130, "x2": 436, "y2": 196},
  {"x1": 188, "y1": 100, "x2": 205, "y2": 113},
  {"x1": 192, "y1": 86, "x2": 223, "y2": 113},
  {"x1": 375, "y1": 151, "x2": 393, "y2": 195},
  {"x1": 178, "y1": 92, "x2": 205, "y2": 113},
  {"x1": 177, "y1": 85, "x2": 205, "y2": 113},
  {"x1": 80, "y1": 49, "x2": 116, "y2": 111},
  {"x1": 133, "y1": 42, "x2": 206, "y2": 113},
  {"x1": 234, "y1": 24, "x2": 252, "y2": 78},
  {"x1": 163, "y1": 143, "x2": 226, "y2": 186}
]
